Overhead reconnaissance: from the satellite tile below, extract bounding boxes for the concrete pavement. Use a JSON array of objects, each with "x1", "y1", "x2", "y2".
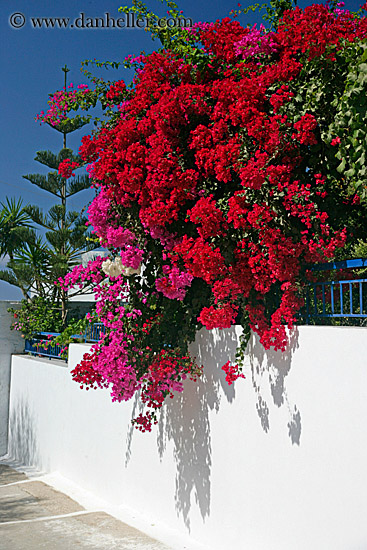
[{"x1": 0, "y1": 464, "x2": 171, "y2": 550}]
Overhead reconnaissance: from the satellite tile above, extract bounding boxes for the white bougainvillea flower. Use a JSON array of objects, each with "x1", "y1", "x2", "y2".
[{"x1": 102, "y1": 257, "x2": 141, "y2": 278}]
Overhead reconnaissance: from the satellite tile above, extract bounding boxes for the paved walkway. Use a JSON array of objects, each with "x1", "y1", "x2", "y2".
[{"x1": 0, "y1": 464, "x2": 171, "y2": 550}]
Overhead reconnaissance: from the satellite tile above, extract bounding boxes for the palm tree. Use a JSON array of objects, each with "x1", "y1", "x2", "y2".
[
  {"x1": 0, "y1": 198, "x2": 36, "y2": 299},
  {"x1": 8, "y1": 235, "x2": 53, "y2": 299},
  {"x1": 0, "y1": 198, "x2": 34, "y2": 261}
]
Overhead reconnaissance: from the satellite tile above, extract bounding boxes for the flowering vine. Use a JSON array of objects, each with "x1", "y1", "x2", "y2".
[
  {"x1": 56, "y1": 1, "x2": 367, "y2": 431},
  {"x1": 36, "y1": 83, "x2": 91, "y2": 127}
]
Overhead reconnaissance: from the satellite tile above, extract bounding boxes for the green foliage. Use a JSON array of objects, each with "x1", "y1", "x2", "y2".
[
  {"x1": 353, "y1": 239, "x2": 367, "y2": 260},
  {"x1": 261, "y1": 37, "x2": 367, "y2": 259},
  {"x1": 328, "y1": 41, "x2": 367, "y2": 199},
  {"x1": 119, "y1": 0, "x2": 188, "y2": 48},
  {"x1": 49, "y1": 317, "x2": 89, "y2": 359},
  {"x1": 8, "y1": 297, "x2": 90, "y2": 360},
  {"x1": 66, "y1": 175, "x2": 91, "y2": 197},
  {"x1": 261, "y1": 0, "x2": 297, "y2": 29},
  {"x1": 24, "y1": 205, "x2": 55, "y2": 229},
  {"x1": 8, "y1": 297, "x2": 63, "y2": 340}
]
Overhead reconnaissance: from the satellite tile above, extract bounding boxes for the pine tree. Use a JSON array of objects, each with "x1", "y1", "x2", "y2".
[{"x1": 22, "y1": 66, "x2": 94, "y2": 323}]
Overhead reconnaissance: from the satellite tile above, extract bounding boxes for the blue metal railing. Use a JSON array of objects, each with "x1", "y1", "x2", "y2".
[
  {"x1": 309, "y1": 258, "x2": 367, "y2": 272},
  {"x1": 24, "y1": 323, "x2": 107, "y2": 360},
  {"x1": 24, "y1": 258, "x2": 367, "y2": 358},
  {"x1": 24, "y1": 332, "x2": 64, "y2": 360},
  {"x1": 305, "y1": 258, "x2": 367, "y2": 323},
  {"x1": 84, "y1": 322, "x2": 106, "y2": 342}
]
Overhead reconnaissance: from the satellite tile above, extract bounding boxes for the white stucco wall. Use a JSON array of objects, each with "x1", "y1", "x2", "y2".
[
  {"x1": 0, "y1": 301, "x2": 24, "y2": 455},
  {"x1": 5, "y1": 326, "x2": 367, "y2": 550}
]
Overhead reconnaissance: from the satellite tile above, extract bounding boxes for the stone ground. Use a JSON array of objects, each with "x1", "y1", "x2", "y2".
[{"x1": 0, "y1": 464, "x2": 171, "y2": 550}]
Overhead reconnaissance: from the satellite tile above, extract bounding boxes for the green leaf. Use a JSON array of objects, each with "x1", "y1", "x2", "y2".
[
  {"x1": 344, "y1": 167, "x2": 356, "y2": 178},
  {"x1": 336, "y1": 158, "x2": 346, "y2": 173}
]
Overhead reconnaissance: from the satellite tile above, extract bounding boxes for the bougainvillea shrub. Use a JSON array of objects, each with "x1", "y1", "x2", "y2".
[{"x1": 49, "y1": 2, "x2": 367, "y2": 430}]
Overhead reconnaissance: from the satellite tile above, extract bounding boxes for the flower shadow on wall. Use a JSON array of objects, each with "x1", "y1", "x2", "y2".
[
  {"x1": 161, "y1": 327, "x2": 239, "y2": 530},
  {"x1": 7, "y1": 396, "x2": 41, "y2": 467},
  {"x1": 125, "y1": 327, "x2": 239, "y2": 531},
  {"x1": 247, "y1": 328, "x2": 301, "y2": 445}
]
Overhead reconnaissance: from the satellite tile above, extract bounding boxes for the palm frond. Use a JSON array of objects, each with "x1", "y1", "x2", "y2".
[
  {"x1": 0, "y1": 269, "x2": 19, "y2": 287},
  {"x1": 0, "y1": 198, "x2": 34, "y2": 258}
]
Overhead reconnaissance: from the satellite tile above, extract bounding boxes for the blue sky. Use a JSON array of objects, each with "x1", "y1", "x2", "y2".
[{"x1": 0, "y1": 0, "x2": 363, "y2": 299}]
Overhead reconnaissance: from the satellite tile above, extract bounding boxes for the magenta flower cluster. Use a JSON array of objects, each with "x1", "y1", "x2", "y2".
[
  {"x1": 61, "y1": 257, "x2": 197, "y2": 426},
  {"x1": 234, "y1": 24, "x2": 278, "y2": 59},
  {"x1": 120, "y1": 246, "x2": 144, "y2": 270},
  {"x1": 106, "y1": 226, "x2": 136, "y2": 248},
  {"x1": 155, "y1": 266, "x2": 194, "y2": 300},
  {"x1": 86, "y1": 188, "x2": 111, "y2": 240},
  {"x1": 58, "y1": 256, "x2": 105, "y2": 291}
]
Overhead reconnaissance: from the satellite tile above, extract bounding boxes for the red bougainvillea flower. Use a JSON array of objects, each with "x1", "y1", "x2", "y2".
[
  {"x1": 58, "y1": 158, "x2": 80, "y2": 178},
  {"x1": 58, "y1": 3, "x2": 366, "y2": 430}
]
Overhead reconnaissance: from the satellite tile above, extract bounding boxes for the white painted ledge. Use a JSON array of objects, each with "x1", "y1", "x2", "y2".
[{"x1": 4, "y1": 325, "x2": 367, "y2": 550}]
